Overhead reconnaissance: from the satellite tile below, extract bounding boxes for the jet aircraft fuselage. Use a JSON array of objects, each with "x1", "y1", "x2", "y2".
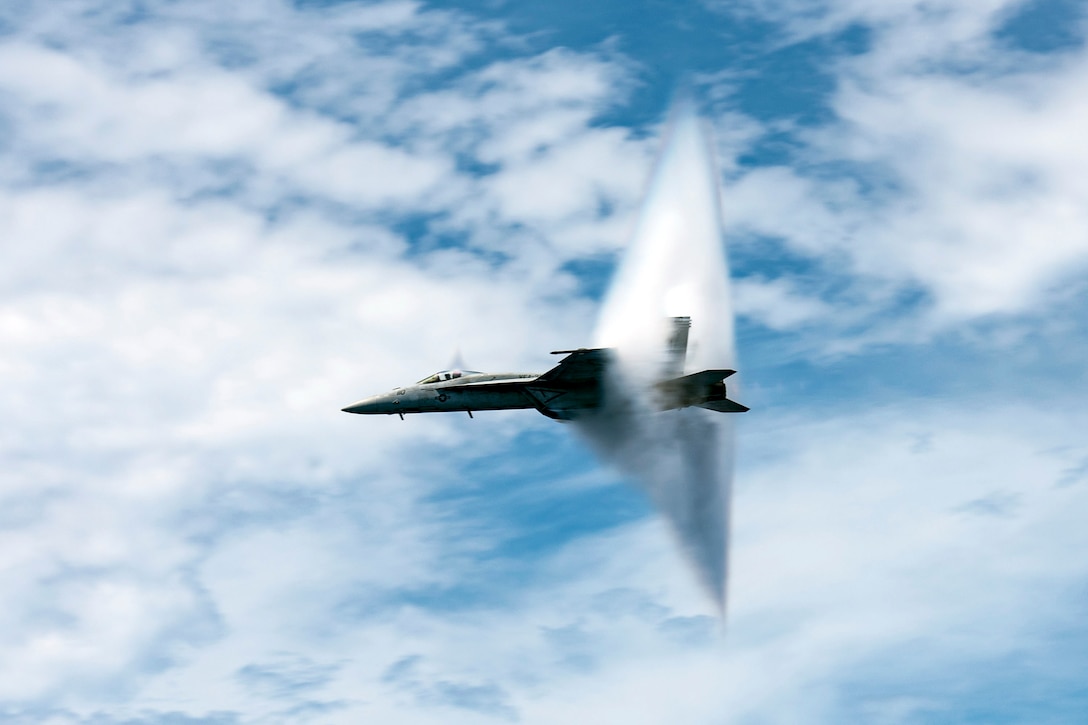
[
  {"x1": 341, "y1": 318, "x2": 747, "y2": 421},
  {"x1": 342, "y1": 348, "x2": 608, "y2": 420}
]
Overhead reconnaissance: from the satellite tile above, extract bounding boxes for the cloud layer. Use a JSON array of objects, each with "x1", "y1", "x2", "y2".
[{"x1": 2, "y1": 0, "x2": 1088, "y2": 722}]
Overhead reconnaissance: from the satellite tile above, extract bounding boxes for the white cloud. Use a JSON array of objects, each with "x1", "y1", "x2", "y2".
[
  {"x1": 733, "y1": 276, "x2": 832, "y2": 329},
  {"x1": 8, "y1": 352, "x2": 1085, "y2": 722},
  {"x1": 389, "y1": 47, "x2": 651, "y2": 258},
  {"x1": 0, "y1": 1, "x2": 653, "y2": 712},
  {"x1": 3, "y1": 0, "x2": 1087, "y2": 721},
  {"x1": 715, "y1": 0, "x2": 1088, "y2": 336},
  {"x1": 0, "y1": 3, "x2": 650, "y2": 264},
  {"x1": 727, "y1": 0, "x2": 1017, "y2": 51},
  {"x1": 0, "y1": 41, "x2": 455, "y2": 210},
  {"x1": 824, "y1": 52, "x2": 1088, "y2": 320},
  {"x1": 111, "y1": 401, "x2": 1086, "y2": 724}
]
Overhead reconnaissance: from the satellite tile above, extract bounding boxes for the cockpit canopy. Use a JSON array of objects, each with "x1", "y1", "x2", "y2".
[{"x1": 416, "y1": 369, "x2": 480, "y2": 385}]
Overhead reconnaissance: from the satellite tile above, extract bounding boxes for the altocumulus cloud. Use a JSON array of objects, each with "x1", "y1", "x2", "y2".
[
  {"x1": 722, "y1": 0, "x2": 1088, "y2": 339},
  {"x1": 0, "y1": 0, "x2": 646, "y2": 718},
  {"x1": 3, "y1": 0, "x2": 1088, "y2": 723}
]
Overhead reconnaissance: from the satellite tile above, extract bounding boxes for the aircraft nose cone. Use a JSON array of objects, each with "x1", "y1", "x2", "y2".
[
  {"x1": 341, "y1": 394, "x2": 398, "y2": 414},
  {"x1": 341, "y1": 396, "x2": 382, "y2": 414}
]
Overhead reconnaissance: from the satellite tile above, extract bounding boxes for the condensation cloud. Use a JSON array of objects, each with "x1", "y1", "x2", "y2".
[{"x1": 576, "y1": 104, "x2": 738, "y2": 611}]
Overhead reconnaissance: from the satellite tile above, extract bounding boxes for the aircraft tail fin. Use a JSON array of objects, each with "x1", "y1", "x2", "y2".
[{"x1": 663, "y1": 316, "x2": 691, "y2": 379}]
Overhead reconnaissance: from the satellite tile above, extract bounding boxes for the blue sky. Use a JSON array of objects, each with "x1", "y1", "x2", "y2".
[{"x1": 2, "y1": 0, "x2": 1088, "y2": 722}]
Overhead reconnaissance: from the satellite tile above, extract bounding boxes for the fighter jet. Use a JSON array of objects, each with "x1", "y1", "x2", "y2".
[{"x1": 341, "y1": 317, "x2": 748, "y2": 420}]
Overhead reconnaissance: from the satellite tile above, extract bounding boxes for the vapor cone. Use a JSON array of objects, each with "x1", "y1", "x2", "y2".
[{"x1": 577, "y1": 104, "x2": 737, "y2": 611}]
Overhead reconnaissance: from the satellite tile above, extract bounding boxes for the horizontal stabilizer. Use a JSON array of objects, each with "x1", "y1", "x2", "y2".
[
  {"x1": 699, "y1": 398, "x2": 750, "y2": 413},
  {"x1": 656, "y1": 369, "x2": 736, "y2": 397},
  {"x1": 656, "y1": 368, "x2": 748, "y2": 413},
  {"x1": 665, "y1": 369, "x2": 736, "y2": 387}
]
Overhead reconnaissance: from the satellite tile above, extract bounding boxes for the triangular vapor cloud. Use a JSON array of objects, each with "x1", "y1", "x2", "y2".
[{"x1": 576, "y1": 102, "x2": 738, "y2": 611}]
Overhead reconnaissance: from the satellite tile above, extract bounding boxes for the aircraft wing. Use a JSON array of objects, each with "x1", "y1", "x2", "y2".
[{"x1": 536, "y1": 348, "x2": 611, "y2": 386}]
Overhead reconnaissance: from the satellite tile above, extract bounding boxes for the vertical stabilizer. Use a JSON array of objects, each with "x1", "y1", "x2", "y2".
[{"x1": 663, "y1": 316, "x2": 691, "y2": 378}]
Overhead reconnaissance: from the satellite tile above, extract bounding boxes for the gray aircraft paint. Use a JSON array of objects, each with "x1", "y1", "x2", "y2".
[{"x1": 342, "y1": 338, "x2": 742, "y2": 422}]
